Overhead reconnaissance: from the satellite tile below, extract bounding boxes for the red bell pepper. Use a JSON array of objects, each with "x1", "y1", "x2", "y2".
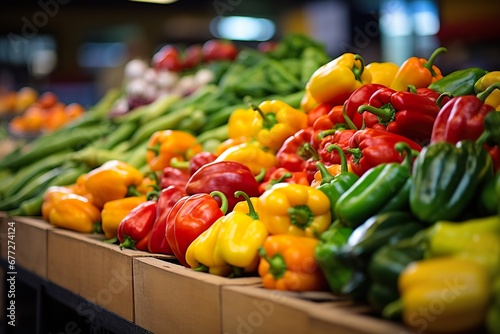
[
  {"x1": 347, "y1": 128, "x2": 422, "y2": 176},
  {"x1": 344, "y1": 83, "x2": 386, "y2": 129},
  {"x1": 165, "y1": 191, "x2": 227, "y2": 267},
  {"x1": 170, "y1": 151, "x2": 218, "y2": 176},
  {"x1": 117, "y1": 198, "x2": 157, "y2": 251},
  {"x1": 159, "y1": 166, "x2": 190, "y2": 190},
  {"x1": 318, "y1": 129, "x2": 356, "y2": 165},
  {"x1": 312, "y1": 105, "x2": 349, "y2": 147},
  {"x1": 147, "y1": 185, "x2": 187, "y2": 255},
  {"x1": 258, "y1": 167, "x2": 309, "y2": 193},
  {"x1": 275, "y1": 127, "x2": 314, "y2": 172},
  {"x1": 307, "y1": 103, "x2": 333, "y2": 127},
  {"x1": 185, "y1": 161, "x2": 261, "y2": 212},
  {"x1": 358, "y1": 87, "x2": 441, "y2": 145}
]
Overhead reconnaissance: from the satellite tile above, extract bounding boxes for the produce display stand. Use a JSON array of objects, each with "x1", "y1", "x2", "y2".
[{"x1": 0, "y1": 213, "x2": 421, "y2": 334}]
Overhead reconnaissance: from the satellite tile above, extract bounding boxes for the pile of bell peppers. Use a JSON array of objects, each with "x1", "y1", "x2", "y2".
[{"x1": 38, "y1": 46, "x2": 500, "y2": 333}]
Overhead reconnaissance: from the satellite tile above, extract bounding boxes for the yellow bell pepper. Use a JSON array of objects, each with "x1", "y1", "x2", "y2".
[
  {"x1": 300, "y1": 89, "x2": 318, "y2": 113},
  {"x1": 305, "y1": 53, "x2": 372, "y2": 106},
  {"x1": 48, "y1": 194, "x2": 102, "y2": 233},
  {"x1": 83, "y1": 160, "x2": 144, "y2": 208},
  {"x1": 475, "y1": 71, "x2": 500, "y2": 110},
  {"x1": 214, "y1": 141, "x2": 277, "y2": 176},
  {"x1": 251, "y1": 100, "x2": 308, "y2": 153},
  {"x1": 100, "y1": 196, "x2": 146, "y2": 240},
  {"x1": 258, "y1": 183, "x2": 332, "y2": 238},
  {"x1": 215, "y1": 136, "x2": 248, "y2": 156},
  {"x1": 228, "y1": 107, "x2": 257, "y2": 139},
  {"x1": 385, "y1": 257, "x2": 491, "y2": 334},
  {"x1": 41, "y1": 185, "x2": 75, "y2": 221},
  {"x1": 365, "y1": 61, "x2": 399, "y2": 87}
]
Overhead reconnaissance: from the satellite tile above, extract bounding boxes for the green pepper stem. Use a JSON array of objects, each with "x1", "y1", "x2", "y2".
[
  {"x1": 255, "y1": 168, "x2": 267, "y2": 183},
  {"x1": 315, "y1": 162, "x2": 335, "y2": 185},
  {"x1": 358, "y1": 104, "x2": 395, "y2": 124},
  {"x1": 148, "y1": 171, "x2": 161, "y2": 190},
  {"x1": 145, "y1": 190, "x2": 159, "y2": 202},
  {"x1": 436, "y1": 92, "x2": 453, "y2": 108},
  {"x1": 258, "y1": 247, "x2": 287, "y2": 279},
  {"x1": 102, "y1": 236, "x2": 118, "y2": 244},
  {"x1": 342, "y1": 102, "x2": 358, "y2": 131},
  {"x1": 250, "y1": 103, "x2": 277, "y2": 130},
  {"x1": 234, "y1": 191, "x2": 259, "y2": 220},
  {"x1": 93, "y1": 222, "x2": 103, "y2": 234},
  {"x1": 146, "y1": 143, "x2": 161, "y2": 156},
  {"x1": 394, "y1": 142, "x2": 414, "y2": 169},
  {"x1": 301, "y1": 143, "x2": 321, "y2": 162},
  {"x1": 170, "y1": 157, "x2": 190, "y2": 169},
  {"x1": 232, "y1": 266, "x2": 245, "y2": 278},
  {"x1": 193, "y1": 264, "x2": 209, "y2": 272},
  {"x1": 423, "y1": 47, "x2": 447, "y2": 77},
  {"x1": 382, "y1": 298, "x2": 403, "y2": 320},
  {"x1": 127, "y1": 185, "x2": 142, "y2": 197},
  {"x1": 326, "y1": 144, "x2": 349, "y2": 173},
  {"x1": 210, "y1": 190, "x2": 228, "y2": 214},
  {"x1": 347, "y1": 147, "x2": 362, "y2": 164},
  {"x1": 119, "y1": 235, "x2": 136, "y2": 250},
  {"x1": 352, "y1": 54, "x2": 366, "y2": 82},
  {"x1": 477, "y1": 83, "x2": 500, "y2": 103},
  {"x1": 476, "y1": 111, "x2": 500, "y2": 146},
  {"x1": 407, "y1": 84, "x2": 417, "y2": 94},
  {"x1": 288, "y1": 205, "x2": 314, "y2": 229},
  {"x1": 317, "y1": 129, "x2": 337, "y2": 141},
  {"x1": 266, "y1": 172, "x2": 293, "y2": 190}
]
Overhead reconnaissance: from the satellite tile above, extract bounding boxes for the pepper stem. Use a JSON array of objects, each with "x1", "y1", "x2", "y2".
[
  {"x1": 258, "y1": 247, "x2": 287, "y2": 279},
  {"x1": 407, "y1": 84, "x2": 417, "y2": 94},
  {"x1": 255, "y1": 168, "x2": 266, "y2": 183},
  {"x1": 352, "y1": 54, "x2": 366, "y2": 82},
  {"x1": 288, "y1": 205, "x2": 314, "y2": 229},
  {"x1": 315, "y1": 162, "x2": 335, "y2": 185},
  {"x1": 382, "y1": 298, "x2": 403, "y2": 320},
  {"x1": 326, "y1": 144, "x2": 349, "y2": 173},
  {"x1": 127, "y1": 185, "x2": 142, "y2": 197},
  {"x1": 301, "y1": 143, "x2": 321, "y2": 162},
  {"x1": 234, "y1": 191, "x2": 259, "y2": 220},
  {"x1": 146, "y1": 143, "x2": 160, "y2": 156},
  {"x1": 210, "y1": 190, "x2": 228, "y2": 214},
  {"x1": 436, "y1": 92, "x2": 453, "y2": 108},
  {"x1": 477, "y1": 83, "x2": 500, "y2": 103},
  {"x1": 423, "y1": 47, "x2": 447, "y2": 77},
  {"x1": 93, "y1": 222, "x2": 103, "y2": 234},
  {"x1": 250, "y1": 103, "x2": 277, "y2": 130},
  {"x1": 358, "y1": 103, "x2": 396, "y2": 124},
  {"x1": 476, "y1": 111, "x2": 500, "y2": 146},
  {"x1": 193, "y1": 264, "x2": 209, "y2": 272},
  {"x1": 170, "y1": 157, "x2": 190, "y2": 170},
  {"x1": 394, "y1": 142, "x2": 414, "y2": 169},
  {"x1": 342, "y1": 102, "x2": 358, "y2": 130},
  {"x1": 266, "y1": 172, "x2": 293, "y2": 190},
  {"x1": 347, "y1": 148, "x2": 362, "y2": 164},
  {"x1": 119, "y1": 235, "x2": 136, "y2": 250}
]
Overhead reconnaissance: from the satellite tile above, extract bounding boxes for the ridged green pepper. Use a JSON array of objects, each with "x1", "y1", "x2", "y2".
[
  {"x1": 409, "y1": 140, "x2": 494, "y2": 224},
  {"x1": 428, "y1": 67, "x2": 488, "y2": 96}
]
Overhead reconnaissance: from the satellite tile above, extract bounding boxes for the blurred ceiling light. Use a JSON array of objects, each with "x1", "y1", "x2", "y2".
[
  {"x1": 210, "y1": 16, "x2": 275, "y2": 41},
  {"x1": 379, "y1": 0, "x2": 412, "y2": 37},
  {"x1": 412, "y1": 1, "x2": 440, "y2": 36},
  {"x1": 129, "y1": 0, "x2": 177, "y2": 4}
]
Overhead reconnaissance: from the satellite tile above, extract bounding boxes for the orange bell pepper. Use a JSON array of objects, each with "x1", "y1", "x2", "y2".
[
  {"x1": 258, "y1": 234, "x2": 328, "y2": 291},
  {"x1": 48, "y1": 194, "x2": 101, "y2": 233},
  {"x1": 390, "y1": 47, "x2": 447, "y2": 91},
  {"x1": 100, "y1": 196, "x2": 146, "y2": 240},
  {"x1": 83, "y1": 160, "x2": 144, "y2": 208},
  {"x1": 215, "y1": 136, "x2": 248, "y2": 156},
  {"x1": 41, "y1": 185, "x2": 76, "y2": 221},
  {"x1": 146, "y1": 129, "x2": 202, "y2": 172}
]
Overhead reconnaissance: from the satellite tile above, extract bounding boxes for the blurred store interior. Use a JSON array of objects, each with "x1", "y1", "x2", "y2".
[{"x1": 1, "y1": 0, "x2": 499, "y2": 106}]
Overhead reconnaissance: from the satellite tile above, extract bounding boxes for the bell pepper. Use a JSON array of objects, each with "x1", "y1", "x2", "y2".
[
  {"x1": 275, "y1": 127, "x2": 314, "y2": 172},
  {"x1": 83, "y1": 160, "x2": 144, "y2": 208},
  {"x1": 314, "y1": 224, "x2": 354, "y2": 294},
  {"x1": 343, "y1": 83, "x2": 385, "y2": 130},
  {"x1": 335, "y1": 142, "x2": 414, "y2": 228},
  {"x1": 258, "y1": 234, "x2": 328, "y2": 291},
  {"x1": 312, "y1": 105, "x2": 348, "y2": 144},
  {"x1": 72, "y1": 173, "x2": 93, "y2": 202},
  {"x1": 300, "y1": 88, "x2": 318, "y2": 113},
  {"x1": 315, "y1": 145, "x2": 359, "y2": 218},
  {"x1": 48, "y1": 194, "x2": 101, "y2": 233},
  {"x1": 215, "y1": 136, "x2": 248, "y2": 156},
  {"x1": 346, "y1": 128, "x2": 421, "y2": 177},
  {"x1": 365, "y1": 61, "x2": 399, "y2": 87},
  {"x1": 214, "y1": 141, "x2": 277, "y2": 176},
  {"x1": 165, "y1": 191, "x2": 227, "y2": 267},
  {"x1": 117, "y1": 195, "x2": 158, "y2": 251},
  {"x1": 317, "y1": 129, "x2": 356, "y2": 166},
  {"x1": 258, "y1": 183, "x2": 332, "y2": 238},
  {"x1": 250, "y1": 100, "x2": 308, "y2": 153},
  {"x1": 147, "y1": 185, "x2": 187, "y2": 255},
  {"x1": 390, "y1": 46, "x2": 447, "y2": 91},
  {"x1": 306, "y1": 53, "x2": 372, "y2": 106},
  {"x1": 487, "y1": 275, "x2": 500, "y2": 334},
  {"x1": 101, "y1": 195, "x2": 146, "y2": 240},
  {"x1": 146, "y1": 129, "x2": 203, "y2": 172},
  {"x1": 170, "y1": 151, "x2": 218, "y2": 176},
  {"x1": 185, "y1": 160, "x2": 261, "y2": 212},
  {"x1": 307, "y1": 102, "x2": 333, "y2": 127},
  {"x1": 42, "y1": 185, "x2": 75, "y2": 221},
  {"x1": 228, "y1": 107, "x2": 258, "y2": 139},
  {"x1": 474, "y1": 71, "x2": 500, "y2": 110},
  {"x1": 358, "y1": 87, "x2": 441, "y2": 145},
  {"x1": 428, "y1": 67, "x2": 489, "y2": 97},
  {"x1": 159, "y1": 166, "x2": 190, "y2": 190},
  {"x1": 258, "y1": 167, "x2": 309, "y2": 193},
  {"x1": 383, "y1": 257, "x2": 490, "y2": 334},
  {"x1": 409, "y1": 140, "x2": 494, "y2": 224}
]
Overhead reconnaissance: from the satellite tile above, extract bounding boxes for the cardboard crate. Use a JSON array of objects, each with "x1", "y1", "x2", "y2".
[
  {"x1": 47, "y1": 229, "x2": 173, "y2": 322},
  {"x1": 0, "y1": 216, "x2": 54, "y2": 278},
  {"x1": 133, "y1": 257, "x2": 262, "y2": 334}
]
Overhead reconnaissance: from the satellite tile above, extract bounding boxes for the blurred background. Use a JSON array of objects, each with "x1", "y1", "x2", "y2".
[{"x1": 1, "y1": 0, "x2": 499, "y2": 106}]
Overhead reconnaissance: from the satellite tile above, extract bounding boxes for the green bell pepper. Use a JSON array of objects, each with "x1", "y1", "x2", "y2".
[
  {"x1": 409, "y1": 140, "x2": 494, "y2": 224},
  {"x1": 315, "y1": 144, "x2": 359, "y2": 219},
  {"x1": 428, "y1": 67, "x2": 488, "y2": 96}
]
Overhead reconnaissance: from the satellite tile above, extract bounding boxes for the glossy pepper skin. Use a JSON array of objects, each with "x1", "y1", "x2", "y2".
[
  {"x1": 390, "y1": 46, "x2": 447, "y2": 91},
  {"x1": 258, "y1": 183, "x2": 332, "y2": 238},
  {"x1": 409, "y1": 140, "x2": 493, "y2": 224},
  {"x1": 306, "y1": 53, "x2": 372, "y2": 106},
  {"x1": 275, "y1": 127, "x2": 314, "y2": 172},
  {"x1": 83, "y1": 160, "x2": 144, "y2": 208},
  {"x1": 228, "y1": 107, "x2": 258, "y2": 139},
  {"x1": 48, "y1": 194, "x2": 101, "y2": 233},
  {"x1": 344, "y1": 83, "x2": 385, "y2": 130},
  {"x1": 165, "y1": 192, "x2": 227, "y2": 267},
  {"x1": 258, "y1": 167, "x2": 309, "y2": 194},
  {"x1": 428, "y1": 67, "x2": 488, "y2": 97},
  {"x1": 185, "y1": 161, "x2": 261, "y2": 212},
  {"x1": 251, "y1": 100, "x2": 308, "y2": 153},
  {"x1": 214, "y1": 141, "x2": 277, "y2": 176},
  {"x1": 346, "y1": 128, "x2": 422, "y2": 177},
  {"x1": 146, "y1": 129, "x2": 203, "y2": 172},
  {"x1": 42, "y1": 185, "x2": 75, "y2": 221},
  {"x1": 307, "y1": 103, "x2": 333, "y2": 127},
  {"x1": 474, "y1": 71, "x2": 500, "y2": 110},
  {"x1": 101, "y1": 196, "x2": 146, "y2": 240},
  {"x1": 159, "y1": 166, "x2": 190, "y2": 190},
  {"x1": 358, "y1": 87, "x2": 441, "y2": 145},
  {"x1": 315, "y1": 145, "x2": 359, "y2": 219},
  {"x1": 147, "y1": 186, "x2": 187, "y2": 255},
  {"x1": 383, "y1": 257, "x2": 490, "y2": 334},
  {"x1": 117, "y1": 198, "x2": 157, "y2": 251},
  {"x1": 258, "y1": 234, "x2": 328, "y2": 291},
  {"x1": 312, "y1": 105, "x2": 349, "y2": 147},
  {"x1": 317, "y1": 129, "x2": 356, "y2": 166},
  {"x1": 365, "y1": 61, "x2": 399, "y2": 87},
  {"x1": 335, "y1": 143, "x2": 415, "y2": 229}
]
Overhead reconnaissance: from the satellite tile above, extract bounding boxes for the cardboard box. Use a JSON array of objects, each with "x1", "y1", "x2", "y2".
[
  {"x1": 47, "y1": 229, "x2": 172, "y2": 322},
  {"x1": 133, "y1": 257, "x2": 261, "y2": 334},
  {"x1": 0, "y1": 216, "x2": 53, "y2": 278}
]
